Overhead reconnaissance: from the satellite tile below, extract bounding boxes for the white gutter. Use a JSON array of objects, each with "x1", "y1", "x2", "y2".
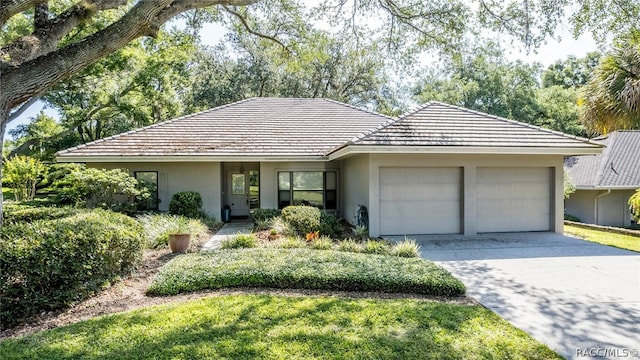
[
  {"x1": 328, "y1": 145, "x2": 603, "y2": 161},
  {"x1": 56, "y1": 155, "x2": 329, "y2": 163},
  {"x1": 594, "y1": 189, "x2": 612, "y2": 225}
]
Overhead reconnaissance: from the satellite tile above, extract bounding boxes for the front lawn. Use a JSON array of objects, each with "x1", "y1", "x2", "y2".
[
  {"x1": 147, "y1": 248, "x2": 465, "y2": 297},
  {"x1": 565, "y1": 225, "x2": 640, "y2": 252},
  {"x1": 0, "y1": 295, "x2": 560, "y2": 360}
]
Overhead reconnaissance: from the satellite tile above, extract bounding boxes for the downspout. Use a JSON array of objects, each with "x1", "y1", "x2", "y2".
[{"x1": 594, "y1": 189, "x2": 612, "y2": 225}]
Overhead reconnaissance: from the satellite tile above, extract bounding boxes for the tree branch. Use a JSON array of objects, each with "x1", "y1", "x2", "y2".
[
  {"x1": 221, "y1": 5, "x2": 290, "y2": 54},
  {"x1": 0, "y1": 0, "x2": 42, "y2": 27},
  {"x1": 6, "y1": 95, "x2": 41, "y2": 123}
]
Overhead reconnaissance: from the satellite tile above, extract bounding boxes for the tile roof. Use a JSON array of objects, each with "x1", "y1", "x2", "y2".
[
  {"x1": 57, "y1": 98, "x2": 392, "y2": 158},
  {"x1": 565, "y1": 130, "x2": 640, "y2": 188},
  {"x1": 351, "y1": 102, "x2": 600, "y2": 148}
]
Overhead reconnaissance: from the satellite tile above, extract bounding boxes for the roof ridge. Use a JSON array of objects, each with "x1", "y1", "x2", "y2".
[
  {"x1": 321, "y1": 98, "x2": 396, "y2": 122},
  {"x1": 427, "y1": 101, "x2": 603, "y2": 147},
  {"x1": 55, "y1": 98, "x2": 258, "y2": 155},
  {"x1": 348, "y1": 102, "x2": 437, "y2": 145}
]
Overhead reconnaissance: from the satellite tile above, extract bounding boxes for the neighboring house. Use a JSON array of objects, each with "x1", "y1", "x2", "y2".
[
  {"x1": 56, "y1": 98, "x2": 602, "y2": 237},
  {"x1": 565, "y1": 130, "x2": 640, "y2": 227}
]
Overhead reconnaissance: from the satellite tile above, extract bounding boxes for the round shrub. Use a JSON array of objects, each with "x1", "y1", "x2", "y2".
[
  {"x1": 169, "y1": 191, "x2": 203, "y2": 218},
  {"x1": 319, "y1": 212, "x2": 342, "y2": 238},
  {"x1": 281, "y1": 206, "x2": 321, "y2": 235},
  {"x1": 0, "y1": 209, "x2": 145, "y2": 329}
]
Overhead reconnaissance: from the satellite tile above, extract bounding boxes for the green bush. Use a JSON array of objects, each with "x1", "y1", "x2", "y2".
[
  {"x1": 250, "y1": 209, "x2": 281, "y2": 222},
  {"x1": 391, "y1": 239, "x2": 421, "y2": 258},
  {"x1": 352, "y1": 225, "x2": 369, "y2": 240},
  {"x1": 281, "y1": 206, "x2": 321, "y2": 234},
  {"x1": 337, "y1": 238, "x2": 361, "y2": 253},
  {"x1": 629, "y1": 189, "x2": 640, "y2": 222},
  {"x1": 0, "y1": 210, "x2": 145, "y2": 329},
  {"x1": 137, "y1": 214, "x2": 208, "y2": 249},
  {"x1": 3, "y1": 155, "x2": 46, "y2": 201},
  {"x1": 55, "y1": 167, "x2": 149, "y2": 212},
  {"x1": 148, "y1": 248, "x2": 466, "y2": 297},
  {"x1": 3, "y1": 204, "x2": 81, "y2": 224},
  {"x1": 363, "y1": 239, "x2": 390, "y2": 255},
  {"x1": 319, "y1": 212, "x2": 342, "y2": 237},
  {"x1": 270, "y1": 216, "x2": 295, "y2": 236},
  {"x1": 253, "y1": 218, "x2": 271, "y2": 231},
  {"x1": 310, "y1": 236, "x2": 334, "y2": 250},
  {"x1": 169, "y1": 191, "x2": 203, "y2": 218},
  {"x1": 221, "y1": 233, "x2": 258, "y2": 249}
]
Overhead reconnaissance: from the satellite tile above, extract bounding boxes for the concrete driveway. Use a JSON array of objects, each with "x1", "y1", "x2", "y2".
[{"x1": 389, "y1": 233, "x2": 640, "y2": 360}]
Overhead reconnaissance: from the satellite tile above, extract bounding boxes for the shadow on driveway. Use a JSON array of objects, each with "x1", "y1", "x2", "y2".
[{"x1": 387, "y1": 232, "x2": 640, "y2": 360}]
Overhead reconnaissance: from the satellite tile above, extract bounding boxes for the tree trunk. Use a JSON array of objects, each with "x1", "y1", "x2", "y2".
[{"x1": 1, "y1": 108, "x2": 7, "y2": 227}]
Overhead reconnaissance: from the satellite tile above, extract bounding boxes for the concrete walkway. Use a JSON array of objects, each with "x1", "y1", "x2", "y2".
[
  {"x1": 201, "y1": 220, "x2": 254, "y2": 251},
  {"x1": 387, "y1": 232, "x2": 640, "y2": 360}
]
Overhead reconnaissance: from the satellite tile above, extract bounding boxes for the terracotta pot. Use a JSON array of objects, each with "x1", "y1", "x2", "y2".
[{"x1": 169, "y1": 233, "x2": 191, "y2": 253}]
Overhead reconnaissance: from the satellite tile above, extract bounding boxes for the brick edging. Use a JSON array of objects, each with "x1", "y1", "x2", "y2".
[{"x1": 564, "y1": 220, "x2": 640, "y2": 237}]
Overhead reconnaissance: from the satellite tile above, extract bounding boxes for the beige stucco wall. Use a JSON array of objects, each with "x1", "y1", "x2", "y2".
[
  {"x1": 565, "y1": 190, "x2": 596, "y2": 224},
  {"x1": 366, "y1": 154, "x2": 564, "y2": 237},
  {"x1": 259, "y1": 161, "x2": 340, "y2": 211},
  {"x1": 340, "y1": 154, "x2": 370, "y2": 226},
  {"x1": 567, "y1": 189, "x2": 635, "y2": 227},
  {"x1": 87, "y1": 162, "x2": 222, "y2": 216}
]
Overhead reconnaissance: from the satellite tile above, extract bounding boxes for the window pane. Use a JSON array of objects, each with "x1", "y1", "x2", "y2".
[
  {"x1": 135, "y1": 171, "x2": 158, "y2": 210},
  {"x1": 232, "y1": 174, "x2": 245, "y2": 195},
  {"x1": 278, "y1": 172, "x2": 290, "y2": 190},
  {"x1": 293, "y1": 191, "x2": 323, "y2": 208},
  {"x1": 278, "y1": 190, "x2": 291, "y2": 209},
  {"x1": 326, "y1": 172, "x2": 337, "y2": 190},
  {"x1": 293, "y1": 172, "x2": 323, "y2": 190},
  {"x1": 326, "y1": 190, "x2": 337, "y2": 209}
]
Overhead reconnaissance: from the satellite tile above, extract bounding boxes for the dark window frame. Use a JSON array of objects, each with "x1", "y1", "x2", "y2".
[{"x1": 277, "y1": 171, "x2": 337, "y2": 210}]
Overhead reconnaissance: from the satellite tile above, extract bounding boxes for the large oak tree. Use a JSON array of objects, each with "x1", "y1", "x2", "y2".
[{"x1": 1, "y1": 0, "x2": 639, "y2": 222}]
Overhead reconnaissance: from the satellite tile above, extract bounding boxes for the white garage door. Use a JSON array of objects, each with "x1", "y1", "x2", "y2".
[
  {"x1": 477, "y1": 167, "x2": 552, "y2": 233},
  {"x1": 379, "y1": 167, "x2": 461, "y2": 235}
]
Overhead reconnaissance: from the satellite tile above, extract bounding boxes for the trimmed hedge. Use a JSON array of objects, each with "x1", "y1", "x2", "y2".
[
  {"x1": 2, "y1": 204, "x2": 81, "y2": 224},
  {"x1": 281, "y1": 206, "x2": 321, "y2": 234},
  {"x1": 169, "y1": 191, "x2": 203, "y2": 218},
  {"x1": 147, "y1": 248, "x2": 465, "y2": 297},
  {"x1": 0, "y1": 210, "x2": 145, "y2": 329}
]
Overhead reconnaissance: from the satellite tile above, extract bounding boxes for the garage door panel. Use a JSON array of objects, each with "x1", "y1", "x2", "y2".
[
  {"x1": 380, "y1": 167, "x2": 461, "y2": 235},
  {"x1": 477, "y1": 167, "x2": 551, "y2": 233}
]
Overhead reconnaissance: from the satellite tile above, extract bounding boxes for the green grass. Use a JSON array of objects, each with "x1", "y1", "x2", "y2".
[
  {"x1": 0, "y1": 295, "x2": 560, "y2": 360},
  {"x1": 565, "y1": 225, "x2": 640, "y2": 252},
  {"x1": 147, "y1": 248, "x2": 465, "y2": 297}
]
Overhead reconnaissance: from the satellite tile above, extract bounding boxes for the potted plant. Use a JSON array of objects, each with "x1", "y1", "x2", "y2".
[{"x1": 168, "y1": 218, "x2": 192, "y2": 253}]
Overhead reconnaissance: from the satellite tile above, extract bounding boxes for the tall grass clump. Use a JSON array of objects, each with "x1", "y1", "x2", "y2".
[
  {"x1": 391, "y1": 239, "x2": 421, "y2": 258},
  {"x1": 138, "y1": 214, "x2": 207, "y2": 249},
  {"x1": 221, "y1": 233, "x2": 258, "y2": 249}
]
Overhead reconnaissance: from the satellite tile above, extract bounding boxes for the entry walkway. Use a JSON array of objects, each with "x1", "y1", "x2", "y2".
[{"x1": 201, "y1": 220, "x2": 254, "y2": 251}]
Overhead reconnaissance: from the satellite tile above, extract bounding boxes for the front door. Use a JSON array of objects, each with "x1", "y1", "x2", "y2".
[{"x1": 227, "y1": 171, "x2": 250, "y2": 217}]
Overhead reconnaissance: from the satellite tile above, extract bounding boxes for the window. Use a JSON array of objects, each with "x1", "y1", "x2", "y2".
[
  {"x1": 135, "y1": 171, "x2": 158, "y2": 210},
  {"x1": 278, "y1": 171, "x2": 337, "y2": 210},
  {"x1": 232, "y1": 174, "x2": 246, "y2": 195}
]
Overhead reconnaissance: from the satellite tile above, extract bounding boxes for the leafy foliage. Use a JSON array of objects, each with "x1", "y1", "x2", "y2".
[
  {"x1": 580, "y1": 37, "x2": 640, "y2": 134},
  {"x1": 2, "y1": 203, "x2": 81, "y2": 224},
  {"x1": 564, "y1": 170, "x2": 576, "y2": 199},
  {"x1": 363, "y1": 239, "x2": 390, "y2": 255},
  {"x1": 0, "y1": 209, "x2": 144, "y2": 329},
  {"x1": 147, "y1": 248, "x2": 466, "y2": 297},
  {"x1": 137, "y1": 214, "x2": 208, "y2": 249},
  {"x1": 281, "y1": 205, "x2": 321, "y2": 235},
  {"x1": 221, "y1": 233, "x2": 258, "y2": 249},
  {"x1": 55, "y1": 166, "x2": 149, "y2": 212},
  {"x1": 250, "y1": 208, "x2": 280, "y2": 222},
  {"x1": 391, "y1": 239, "x2": 421, "y2": 258},
  {"x1": 169, "y1": 191, "x2": 203, "y2": 218},
  {"x1": 629, "y1": 189, "x2": 640, "y2": 223},
  {"x1": 2, "y1": 155, "x2": 45, "y2": 201}
]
